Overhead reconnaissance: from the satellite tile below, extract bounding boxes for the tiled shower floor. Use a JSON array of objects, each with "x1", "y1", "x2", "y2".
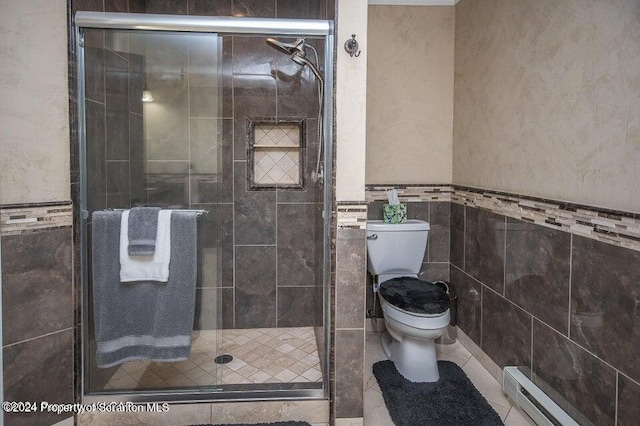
[{"x1": 103, "y1": 327, "x2": 322, "y2": 390}]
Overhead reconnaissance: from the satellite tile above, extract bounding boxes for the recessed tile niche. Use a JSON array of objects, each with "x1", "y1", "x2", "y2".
[{"x1": 247, "y1": 118, "x2": 305, "y2": 190}]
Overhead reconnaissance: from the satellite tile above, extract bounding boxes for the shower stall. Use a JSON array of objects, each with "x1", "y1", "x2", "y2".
[{"x1": 75, "y1": 12, "x2": 333, "y2": 402}]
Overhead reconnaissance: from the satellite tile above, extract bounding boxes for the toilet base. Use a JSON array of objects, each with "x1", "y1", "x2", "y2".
[{"x1": 381, "y1": 330, "x2": 440, "y2": 383}]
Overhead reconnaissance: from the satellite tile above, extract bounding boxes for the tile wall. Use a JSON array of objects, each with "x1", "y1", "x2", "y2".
[
  {"x1": 333, "y1": 205, "x2": 367, "y2": 422},
  {"x1": 450, "y1": 189, "x2": 639, "y2": 426},
  {"x1": 72, "y1": 0, "x2": 333, "y2": 338},
  {"x1": 1, "y1": 205, "x2": 75, "y2": 426},
  {"x1": 366, "y1": 183, "x2": 640, "y2": 425}
]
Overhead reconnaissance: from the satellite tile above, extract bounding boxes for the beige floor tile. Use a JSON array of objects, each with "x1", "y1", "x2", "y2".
[
  {"x1": 504, "y1": 406, "x2": 535, "y2": 426},
  {"x1": 462, "y1": 357, "x2": 512, "y2": 411}
]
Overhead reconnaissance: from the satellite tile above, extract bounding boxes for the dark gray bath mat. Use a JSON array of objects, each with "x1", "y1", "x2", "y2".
[
  {"x1": 190, "y1": 422, "x2": 310, "y2": 426},
  {"x1": 373, "y1": 360, "x2": 503, "y2": 426}
]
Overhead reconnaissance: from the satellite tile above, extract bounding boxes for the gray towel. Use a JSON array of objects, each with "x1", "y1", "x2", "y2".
[
  {"x1": 92, "y1": 210, "x2": 198, "y2": 368},
  {"x1": 128, "y1": 207, "x2": 161, "y2": 256}
]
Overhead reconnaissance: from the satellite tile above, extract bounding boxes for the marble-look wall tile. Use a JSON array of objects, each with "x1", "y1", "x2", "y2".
[
  {"x1": 275, "y1": 39, "x2": 324, "y2": 118},
  {"x1": 571, "y1": 235, "x2": 640, "y2": 381},
  {"x1": 277, "y1": 287, "x2": 316, "y2": 327},
  {"x1": 145, "y1": 73, "x2": 189, "y2": 161},
  {"x1": 617, "y1": 374, "x2": 640, "y2": 426},
  {"x1": 105, "y1": 50, "x2": 130, "y2": 161},
  {"x1": 234, "y1": 162, "x2": 276, "y2": 245},
  {"x1": 232, "y1": 76, "x2": 277, "y2": 161},
  {"x1": 450, "y1": 202, "x2": 464, "y2": 269},
  {"x1": 129, "y1": 0, "x2": 146, "y2": 13},
  {"x1": 189, "y1": 118, "x2": 232, "y2": 204},
  {"x1": 235, "y1": 246, "x2": 276, "y2": 328},
  {"x1": 277, "y1": 204, "x2": 322, "y2": 287},
  {"x1": 188, "y1": 0, "x2": 232, "y2": 15},
  {"x1": 3, "y1": 330, "x2": 74, "y2": 426},
  {"x1": 505, "y1": 218, "x2": 571, "y2": 334},
  {"x1": 85, "y1": 100, "x2": 107, "y2": 213},
  {"x1": 84, "y1": 46, "x2": 105, "y2": 104},
  {"x1": 532, "y1": 319, "x2": 616, "y2": 426},
  {"x1": 481, "y1": 287, "x2": 531, "y2": 369},
  {"x1": 428, "y1": 202, "x2": 450, "y2": 262},
  {"x1": 465, "y1": 207, "x2": 505, "y2": 294},
  {"x1": 194, "y1": 203, "x2": 233, "y2": 287},
  {"x1": 145, "y1": 161, "x2": 189, "y2": 208},
  {"x1": 193, "y1": 288, "x2": 221, "y2": 330},
  {"x1": 2, "y1": 229, "x2": 73, "y2": 346},
  {"x1": 128, "y1": 53, "x2": 144, "y2": 116},
  {"x1": 232, "y1": 0, "x2": 275, "y2": 17},
  {"x1": 277, "y1": 0, "x2": 326, "y2": 19},
  {"x1": 450, "y1": 266, "x2": 481, "y2": 345},
  {"x1": 145, "y1": 0, "x2": 188, "y2": 14},
  {"x1": 105, "y1": 0, "x2": 128, "y2": 12},
  {"x1": 336, "y1": 228, "x2": 366, "y2": 329},
  {"x1": 335, "y1": 330, "x2": 364, "y2": 419},
  {"x1": 129, "y1": 112, "x2": 145, "y2": 205},
  {"x1": 106, "y1": 161, "x2": 131, "y2": 209},
  {"x1": 418, "y1": 262, "x2": 450, "y2": 282},
  {"x1": 221, "y1": 287, "x2": 234, "y2": 329}
]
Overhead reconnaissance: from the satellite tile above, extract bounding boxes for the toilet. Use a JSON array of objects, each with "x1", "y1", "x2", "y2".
[{"x1": 367, "y1": 219, "x2": 450, "y2": 382}]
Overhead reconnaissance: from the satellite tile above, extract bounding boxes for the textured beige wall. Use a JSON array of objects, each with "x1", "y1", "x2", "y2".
[
  {"x1": 454, "y1": 0, "x2": 640, "y2": 213},
  {"x1": 336, "y1": 0, "x2": 368, "y2": 201},
  {"x1": 366, "y1": 6, "x2": 454, "y2": 185},
  {"x1": 0, "y1": 0, "x2": 70, "y2": 205}
]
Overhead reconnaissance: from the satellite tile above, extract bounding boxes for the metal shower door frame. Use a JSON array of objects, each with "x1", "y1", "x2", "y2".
[{"x1": 75, "y1": 11, "x2": 334, "y2": 403}]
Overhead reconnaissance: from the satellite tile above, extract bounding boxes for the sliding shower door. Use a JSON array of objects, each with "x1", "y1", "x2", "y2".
[
  {"x1": 78, "y1": 12, "x2": 334, "y2": 402},
  {"x1": 81, "y1": 28, "x2": 225, "y2": 394}
]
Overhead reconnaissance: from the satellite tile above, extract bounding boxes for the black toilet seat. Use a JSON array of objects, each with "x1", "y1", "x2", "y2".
[{"x1": 379, "y1": 277, "x2": 450, "y2": 316}]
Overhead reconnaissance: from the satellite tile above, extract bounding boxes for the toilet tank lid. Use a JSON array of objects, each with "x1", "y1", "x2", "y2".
[{"x1": 367, "y1": 219, "x2": 430, "y2": 231}]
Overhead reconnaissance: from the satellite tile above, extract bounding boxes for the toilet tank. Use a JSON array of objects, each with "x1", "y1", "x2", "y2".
[{"x1": 366, "y1": 220, "x2": 430, "y2": 276}]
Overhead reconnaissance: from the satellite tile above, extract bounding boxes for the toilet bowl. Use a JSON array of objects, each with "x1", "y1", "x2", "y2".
[{"x1": 367, "y1": 220, "x2": 450, "y2": 382}]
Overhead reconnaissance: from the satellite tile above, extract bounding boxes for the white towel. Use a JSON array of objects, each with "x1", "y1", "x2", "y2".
[{"x1": 120, "y1": 209, "x2": 172, "y2": 282}]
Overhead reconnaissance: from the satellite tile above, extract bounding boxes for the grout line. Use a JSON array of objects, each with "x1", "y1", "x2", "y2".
[
  {"x1": 530, "y1": 315, "x2": 534, "y2": 376},
  {"x1": 615, "y1": 371, "x2": 619, "y2": 426},
  {"x1": 3, "y1": 327, "x2": 74, "y2": 349},
  {"x1": 568, "y1": 234, "x2": 573, "y2": 339},
  {"x1": 503, "y1": 216, "x2": 507, "y2": 297},
  {"x1": 463, "y1": 203, "x2": 466, "y2": 269}
]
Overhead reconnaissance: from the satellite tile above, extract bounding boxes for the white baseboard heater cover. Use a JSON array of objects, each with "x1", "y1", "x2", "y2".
[{"x1": 503, "y1": 367, "x2": 580, "y2": 426}]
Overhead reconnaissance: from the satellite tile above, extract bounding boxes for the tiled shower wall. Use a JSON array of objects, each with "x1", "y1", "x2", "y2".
[
  {"x1": 72, "y1": 0, "x2": 334, "y2": 331},
  {"x1": 1, "y1": 205, "x2": 75, "y2": 426}
]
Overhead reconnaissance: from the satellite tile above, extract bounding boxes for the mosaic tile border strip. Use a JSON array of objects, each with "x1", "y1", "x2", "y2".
[
  {"x1": 336, "y1": 203, "x2": 367, "y2": 230},
  {"x1": 365, "y1": 184, "x2": 453, "y2": 202},
  {"x1": 0, "y1": 202, "x2": 73, "y2": 236},
  {"x1": 365, "y1": 184, "x2": 640, "y2": 251},
  {"x1": 452, "y1": 187, "x2": 640, "y2": 252}
]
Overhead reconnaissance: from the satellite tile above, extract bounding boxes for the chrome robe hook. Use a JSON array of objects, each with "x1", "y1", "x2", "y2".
[{"x1": 344, "y1": 34, "x2": 361, "y2": 57}]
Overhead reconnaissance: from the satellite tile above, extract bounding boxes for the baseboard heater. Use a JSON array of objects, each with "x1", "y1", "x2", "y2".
[{"x1": 503, "y1": 367, "x2": 579, "y2": 426}]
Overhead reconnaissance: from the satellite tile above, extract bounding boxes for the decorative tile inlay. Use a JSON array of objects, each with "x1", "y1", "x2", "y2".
[
  {"x1": 452, "y1": 187, "x2": 640, "y2": 252},
  {"x1": 365, "y1": 185, "x2": 640, "y2": 252},
  {"x1": 365, "y1": 184, "x2": 453, "y2": 202},
  {"x1": 337, "y1": 204, "x2": 367, "y2": 229},
  {"x1": 0, "y1": 203, "x2": 73, "y2": 236}
]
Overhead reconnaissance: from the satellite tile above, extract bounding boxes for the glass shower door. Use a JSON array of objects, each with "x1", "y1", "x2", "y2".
[{"x1": 81, "y1": 28, "x2": 225, "y2": 394}]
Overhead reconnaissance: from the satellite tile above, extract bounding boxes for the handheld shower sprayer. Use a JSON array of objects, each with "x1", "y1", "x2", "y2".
[{"x1": 266, "y1": 37, "x2": 325, "y2": 183}]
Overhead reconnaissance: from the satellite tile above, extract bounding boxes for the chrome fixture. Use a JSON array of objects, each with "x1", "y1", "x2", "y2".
[
  {"x1": 266, "y1": 37, "x2": 325, "y2": 183},
  {"x1": 344, "y1": 34, "x2": 361, "y2": 57}
]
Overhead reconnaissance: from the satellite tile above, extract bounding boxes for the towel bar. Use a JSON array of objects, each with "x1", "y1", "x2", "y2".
[{"x1": 106, "y1": 208, "x2": 208, "y2": 216}]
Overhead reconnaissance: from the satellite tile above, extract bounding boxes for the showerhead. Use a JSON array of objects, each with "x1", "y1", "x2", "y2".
[
  {"x1": 266, "y1": 37, "x2": 307, "y2": 57},
  {"x1": 266, "y1": 37, "x2": 322, "y2": 82},
  {"x1": 266, "y1": 36, "x2": 326, "y2": 183}
]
